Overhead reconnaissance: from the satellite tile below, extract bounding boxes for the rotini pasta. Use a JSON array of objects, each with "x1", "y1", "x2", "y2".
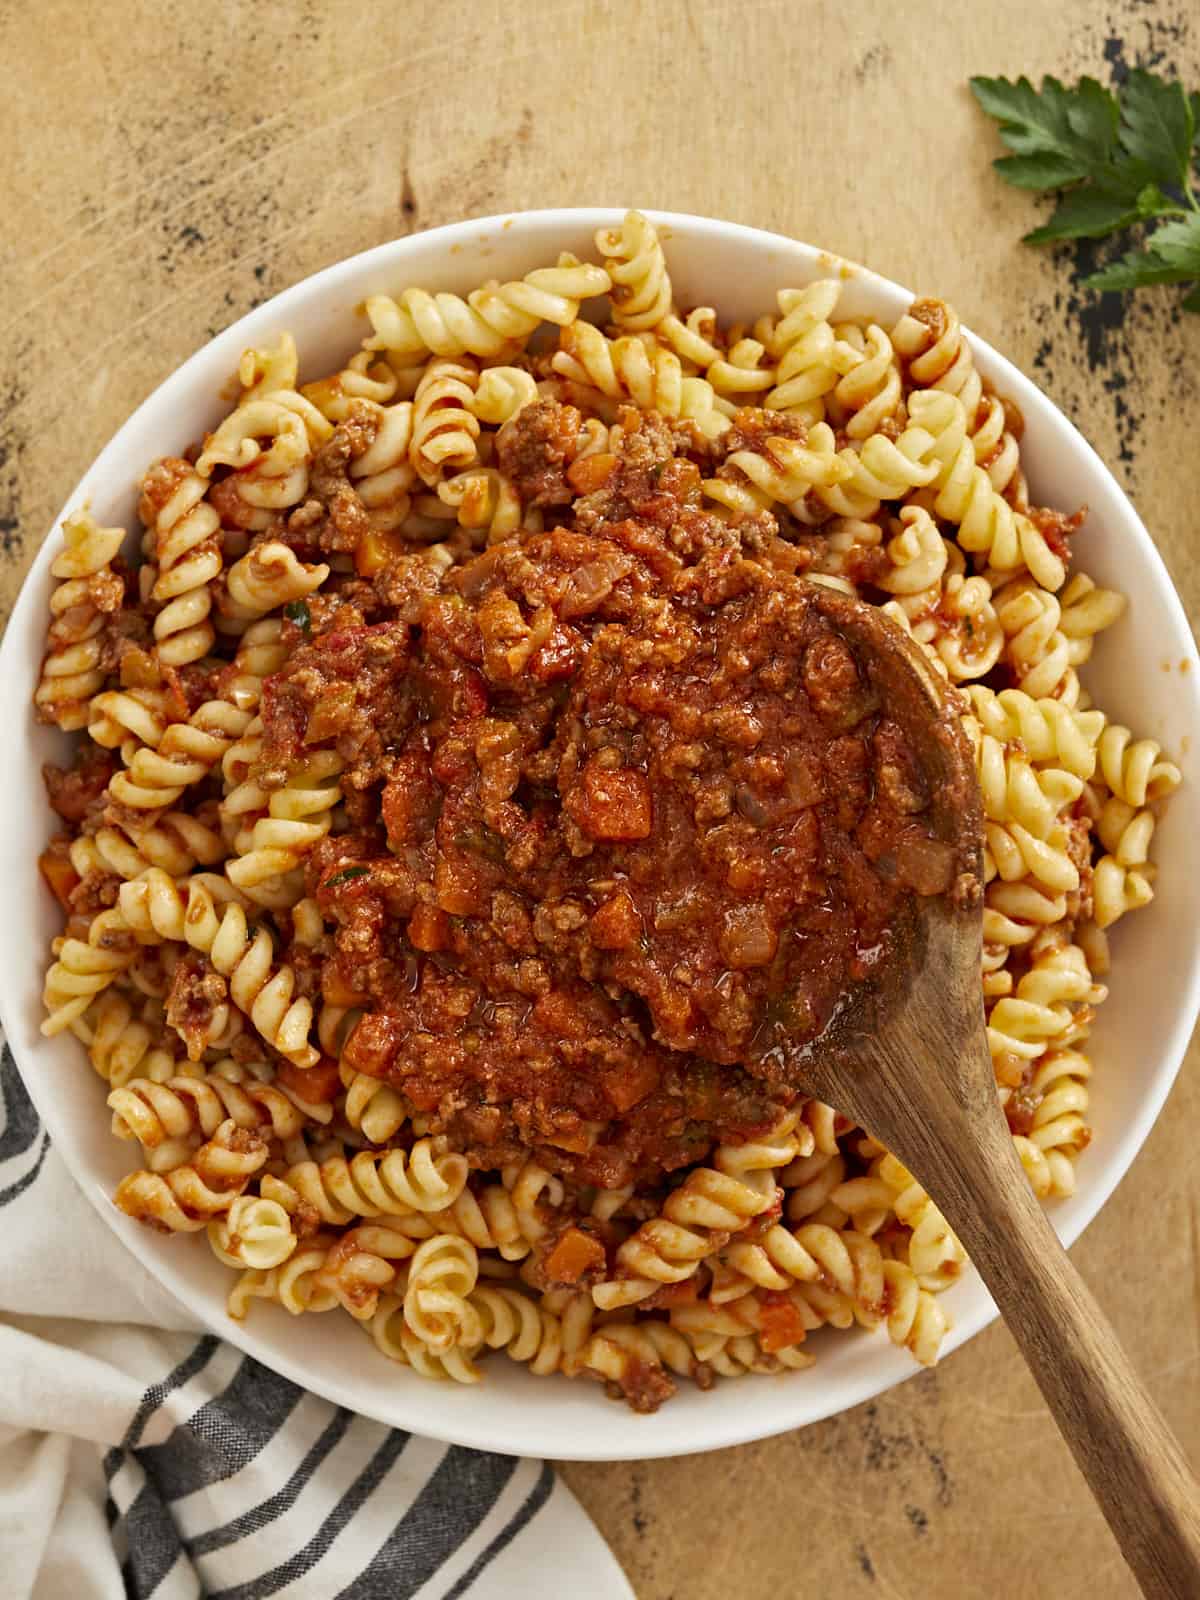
[{"x1": 35, "y1": 511, "x2": 125, "y2": 730}]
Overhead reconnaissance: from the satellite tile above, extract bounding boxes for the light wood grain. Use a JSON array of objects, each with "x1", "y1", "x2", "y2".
[{"x1": 4, "y1": 1, "x2": 1199, "y2": 1596}]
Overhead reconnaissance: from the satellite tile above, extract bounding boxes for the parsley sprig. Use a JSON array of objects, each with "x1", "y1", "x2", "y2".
[{"x1": 970, "y1": 70, "x2": 1200, "y2": 310}]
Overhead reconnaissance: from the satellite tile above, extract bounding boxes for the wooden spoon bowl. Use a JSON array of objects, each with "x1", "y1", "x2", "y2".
[{"x1": 795, "y1": 589, "x2": 1200, "y2": 1600}]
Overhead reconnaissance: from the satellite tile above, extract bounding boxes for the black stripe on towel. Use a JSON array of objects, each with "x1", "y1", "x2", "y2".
[
  {"x1": 209, "y1": 1431, "x2": 409, "y2": 1600},
  {"x1": 188, "y1": 1407, "x2": 356, "y2": 1557},
  {"x1": 0, "y1": 1130, "x2": 49, "y2": 1207},
  {"x1": 139, "y1": 1356, "x2": 304, "y2": 1500},
  {"x1": 0, "y1": 1046, "x2": 41, "y2": 1164},
  {"x1": 120, "y1": 1482, "x2": 189, "y2": 1598},
  {"x1": 108, "y1": 1335, "x2": 221, "y2": 1470},
  {"x1": 336, "y1": 1446, "x2": 519, "y2": 1599},
  {"x1": 445, "y1": 1460, "x2": 555, "y2": 1600}
]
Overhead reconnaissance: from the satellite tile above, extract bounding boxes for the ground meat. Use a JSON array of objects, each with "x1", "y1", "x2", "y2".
[
  {"x1": 606, "y1": 1356, "x2": 677, "y2": 1413},
  {"x1": 138, "y1": 457, "x2": 195, "y2": 528},
  {"x1": 306, "y1": 403, "x2": 379, "y2": 553},
  {"x1": 258, "y1": 617, "x2": 415, "y2": 789},
  {"x1": 496, "y1": 399, "x2": 582, "y2": 506},
  {"x1": 1026, "y1": 502, "x2": 1085, "y2": 563},
  {"x1": 43, "y1": 746, "x2": 117, "y2": 825},
  {"x1": 165, "y1": 951, "x2": 228, "y2": 1060}
]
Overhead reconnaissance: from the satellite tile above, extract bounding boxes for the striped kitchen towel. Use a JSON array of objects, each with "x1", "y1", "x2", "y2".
[{"x1": 0, "y1": 1044, "x2": 633, "y2": 1599}]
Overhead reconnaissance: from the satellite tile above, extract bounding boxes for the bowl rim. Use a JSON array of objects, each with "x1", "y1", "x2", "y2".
[{"x1": 4, "y1": 206, "x2": 1199, "y2": 1461}]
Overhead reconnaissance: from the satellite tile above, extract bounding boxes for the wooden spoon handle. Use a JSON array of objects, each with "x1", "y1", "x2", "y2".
[{"x1": 934, "y1": 1104, "x2": 1200, "y2": 1599}]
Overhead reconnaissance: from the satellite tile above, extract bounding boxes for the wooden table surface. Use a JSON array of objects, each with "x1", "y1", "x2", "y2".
[{"x1": 3, "y1": 2, "x2": 1198, "y2": 1595}]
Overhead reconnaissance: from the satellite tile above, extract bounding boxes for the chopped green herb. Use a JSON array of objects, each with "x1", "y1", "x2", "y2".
[
  {"x1": 970, "y1": 68, "x2": 1200, "y2": 310},
  {"x1": 326, "y1": 865, "x2": 370, "y2": 887},
  {"x1": 284, "y1": 599, "x2": 312, "y2": 634}
]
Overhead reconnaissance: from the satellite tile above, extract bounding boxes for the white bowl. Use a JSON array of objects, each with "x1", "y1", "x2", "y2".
[{"x1": 3, "y1": 209, "x2": 1198, "y2": 1462}]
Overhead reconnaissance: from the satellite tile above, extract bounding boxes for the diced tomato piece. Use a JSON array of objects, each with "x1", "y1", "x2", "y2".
[
  {"x1": 566, "y1": 452, "x2": 618, "y2": 494},
  {"x1": 408, "y1": 903, "x2": 449, "y2": 952}
]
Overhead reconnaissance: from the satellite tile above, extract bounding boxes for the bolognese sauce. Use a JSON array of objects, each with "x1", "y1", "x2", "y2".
[{"x1": 253, "y1": 404, "x2": 959, "y2": 1188}]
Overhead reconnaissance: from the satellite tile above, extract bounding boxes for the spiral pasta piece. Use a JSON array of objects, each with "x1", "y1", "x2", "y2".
[
  {"x1": 552, "y1": 322, "x2": 732, "y2": 439},
  {"x1": 881, "y1": 1259, "x2": 948, "y2": 1365},
  {"x1": 874, "y1": 1155, "x2": 965, "y2": 1290},
  {"x1": 208, "y1": 1195, "x2": 298, "y2": 1271},
  {"x1": 144, "y1": 464, "x2": 223, "y2": 667},
  {"x1": 339, "y1": 1066, "x2": 409, "y2": 1144},
  {"x1": 967, "y1": 685, "x2": 1105, "y2": 779},
  {"x1": 656, "y1": 305, "x2": 723, "y2": 369},
  {"x1": 763, "y1": 282, "x2": 851, "y2": 417},
  {"x1": 86, "y1": 989, "x2": 184, "y2": 1090},
  {"x1": 41, "y1": 907, "x2": 143, "y2": 1035},
  {"x1": 594, "y1": 210, "x2": 671, "y2": 330},
  {"x1": 35, "y1": 511, "x2": 125, "y2": 729},
  {"x1": 992, "y1": 579, "x2": 1078, "y2": 704},
  {"x1": 402, "y1": 1232, "x2": 480, "y2": 1352},
  {"x1": 891, "y1": 297, "x2": 983, "y2": 426},
  {"x1": 228, "y1": 1234, "x2": 341, "y2": 1318},
  {"x1": 107, "y1": 692, "x2": 258, "y2": 813},
  {"x1": 1097, "y1": 725, "x2": 1181, "y2": 808},
  {"x1": 114, "y1": 1118, "x2": 269, "y2": 1232},
  {"x1": 108, "y1": 1069, "x2": 309, "y2": 1150},
  {"x1": 364, "y1": 255, "x2": 611, "y2": 360},
  {"x1": 827, "y1": 323, "x2": 903, "y2": 439},
  {"x1": 116, "y1": 870, "x2": 317, "y2": 1066},
  {"x1": 436, "y1": 467, "x2": 524, "y2": 543},
  {"x1": 368, "y1": 1294, "x2": 482, "y2": 1381},
  {"x1": 718, "y1": 1222, "x2": 885, "y2": 1322},
  {"x1": 705, "y1": 420, "x2": 850, "y2": 517},
  {"x1": 271, "y1": 1141, "x2": 469, "y2": 1224},
  {"x1": 465, "y1": 1286, "x2": 563, "y2": 1374},
  {"x1": 219, "y1": 542, "x2": 330, "y2": 631},
  {"x1": 592, "y1": 1165, "x2": 776, "y2": 1310},
  {"x1": 408, "y1": 357, "x2": 482, "y2": 485},
  {"x1": 226, "y1": 751, "x2": 344, "y2": 888}
]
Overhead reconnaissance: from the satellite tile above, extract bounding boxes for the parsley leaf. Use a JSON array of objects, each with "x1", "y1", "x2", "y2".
[
  {"x1": 970, "y1": 68, "x2": 1200, "y2": 310},
  {"x1": 1085, "y1": 213, "x2": 1200, "y2": 291},
  {"x1": 284, "y1": 599, "x2": 312, "y2": 635},
  {"x1": 1119, "y1": 69, "x2": 1195, "y2": 193}
]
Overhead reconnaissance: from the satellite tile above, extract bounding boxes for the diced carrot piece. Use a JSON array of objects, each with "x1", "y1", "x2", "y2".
[
  {"x1": 354, "y1": 527, "x2": 409, "y2": 578},
  {"x1": 407, "y1": 902, "x2": 449, "y2": 952},
  {"x1": 342, "y1": 1013, "x2": 403, "y2": 1076},
  {"x1": 589, "y1": 889, "x2": 642, "y2": 951},
  {"x1": 276, "y1": 1056, "x2": 341, "y2": 1103},
  {"x1": 566, "y1": 452, "x2": 618, "y2": 494},
  {"x1": 564, "y1": 759, "x2": 652, "y2": 841},
  {"x1": 600, "y1": 1053, "x2": 660, "y2": 1113},
  {"x1": 38, "y1": 850, "x2": 80, "y2": 910},
  {"x1": 544, "y1": 1226, "x2": 606, "y2": 1284},
  {"x1": 757, "y1": 1295, "x2": 808, "y2": 1353}
]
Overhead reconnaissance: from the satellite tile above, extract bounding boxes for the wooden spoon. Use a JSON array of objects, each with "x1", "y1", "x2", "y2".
[{"x1": 795, "y1": 591, "x2": 1200, "y2": 1600}]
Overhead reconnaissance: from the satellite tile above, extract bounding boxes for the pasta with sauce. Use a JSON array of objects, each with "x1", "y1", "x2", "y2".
[{"x1": 33, "y1": 212, "x2": 1178, "y2": 1410}]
